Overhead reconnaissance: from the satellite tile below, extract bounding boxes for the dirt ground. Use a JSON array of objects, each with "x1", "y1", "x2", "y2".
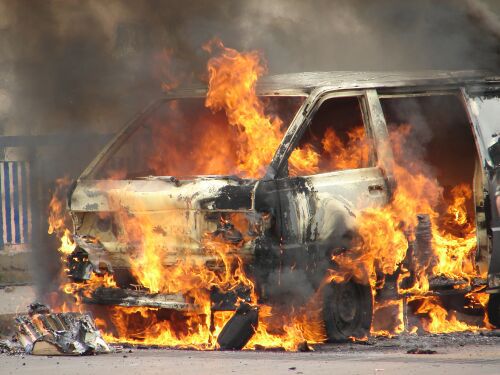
[{"x1": 2, "y1": 333, "x2": 500, "y2": 375}]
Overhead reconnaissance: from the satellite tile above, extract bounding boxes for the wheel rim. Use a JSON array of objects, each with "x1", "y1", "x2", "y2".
[
  {"x1": 337, "y1": 284, "x2": 358, "y2": 323},
  {"x1": 323, "y1": 280, "x2": 372, "y2": 341}
]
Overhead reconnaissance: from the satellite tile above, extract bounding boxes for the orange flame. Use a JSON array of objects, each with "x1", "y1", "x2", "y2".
[
  {"x1": 103, "y1": 194, "x2": 325, "y2": 349},
  {"x1": 415, "y1": 296, "x2": 479, "y2": 333},
  {"x1": 328, "y1": 124, "x2": 481, "y2": 334},
  {"x1": 71, "y1": 42, "x2": 328, "y2": 350},
  {"x1": 204, "y1": 39, "x2": 319, "y2": 178},
  {"x1": 48, "y1": 177, "x2": 76, "y2": 255}
]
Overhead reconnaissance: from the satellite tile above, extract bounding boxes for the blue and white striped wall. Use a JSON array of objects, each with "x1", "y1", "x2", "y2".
[{"x1": 0, "y1": 161, "x2": 31, "y2": 247}]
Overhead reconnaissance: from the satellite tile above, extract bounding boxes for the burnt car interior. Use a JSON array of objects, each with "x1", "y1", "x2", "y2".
[
  {"x1": 291, "y1": 96, "x2": 375, "y2": 175},
  {"x1": 380, "y1": 92, "x2": 487, "y2": 271}
]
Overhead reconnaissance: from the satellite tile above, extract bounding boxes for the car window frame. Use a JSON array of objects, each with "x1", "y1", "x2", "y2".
[
  {"x1": 79, "y1": 93, "x2": 309, "y2": 181},
  {"x1": 271, "y1": 88, "x2": 394, "y2": 180},
  {"x1": 462, "y1": 86, "x2": 500, "y2": 169}
]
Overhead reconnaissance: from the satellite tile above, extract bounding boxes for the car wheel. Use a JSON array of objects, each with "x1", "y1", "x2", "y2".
[
  {"x1": 217, "y1": 304, "x2": 258, "y2": 350},
  {"x1": 487, "y1": 293, "x2": 500, "y2": 328},
  {"x1": 323, "y1": 280, "x2": 373, "y2": 342}
]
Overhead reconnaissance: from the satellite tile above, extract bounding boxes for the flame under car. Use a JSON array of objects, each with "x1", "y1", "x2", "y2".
[{"x1": 67, "y1": 71, "x2": 500, "y2": 343}]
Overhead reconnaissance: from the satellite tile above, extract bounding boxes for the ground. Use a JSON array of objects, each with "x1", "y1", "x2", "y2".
[
  {"x1": 2, "y1": 334, "x2": 500, "y2": 375},
  {"x1": 2, "y1": 286, "x2": 500, "y2": 374}
]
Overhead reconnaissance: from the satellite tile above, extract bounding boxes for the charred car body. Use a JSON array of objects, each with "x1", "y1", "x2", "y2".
[{"x1": 67, "y1": 71, "x2": 500, "y2": 341}]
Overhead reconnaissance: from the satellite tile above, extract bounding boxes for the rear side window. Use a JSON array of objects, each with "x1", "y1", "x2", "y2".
[
  {"x1": 380, "y1": 94, "x2": 477, "y2": 188},
  {"x1": 289, "y1": 95, "x2": 374, "y2": 176}
]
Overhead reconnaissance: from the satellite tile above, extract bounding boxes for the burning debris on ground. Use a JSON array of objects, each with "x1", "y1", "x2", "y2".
[{"x1": 2, "y1": 303, "x2": 110, "y2": 356}]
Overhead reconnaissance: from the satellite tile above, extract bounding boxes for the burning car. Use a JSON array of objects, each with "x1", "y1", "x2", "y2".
[{"x1": 63, "y1": 67, "x2": 500, "y2": 347}]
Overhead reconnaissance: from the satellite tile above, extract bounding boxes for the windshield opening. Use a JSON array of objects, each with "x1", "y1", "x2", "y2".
[{"x1": 90, "y1": 96, "x2": 305, "y2": 180}]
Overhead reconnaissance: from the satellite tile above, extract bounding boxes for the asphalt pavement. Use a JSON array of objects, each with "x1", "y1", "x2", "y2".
[
  {"x1": 1, "y1": 285, "x2": 500, "y2": 375},
  {"x1": 2, "y1": 336, "x2": 500, "y2": 375}
]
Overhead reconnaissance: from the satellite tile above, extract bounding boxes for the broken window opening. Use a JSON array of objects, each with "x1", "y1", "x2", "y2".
[
  {"x1": 90, "y1": 96, "x2": 306, "y2": 180},
  {"x1": 289, "y1": 95, "x2": 375, "y2": 177},
  {"x1": 380, "y1": 93, "x2": 480, "y2": 239}
]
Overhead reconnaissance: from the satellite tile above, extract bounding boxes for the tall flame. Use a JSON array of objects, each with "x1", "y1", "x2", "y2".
[
  {"x1": 48, "y1": 177, "x2": 76, "y2": 255},
  {"x1": 204, "y1": 39, "x2": 319, "y2": 178}
]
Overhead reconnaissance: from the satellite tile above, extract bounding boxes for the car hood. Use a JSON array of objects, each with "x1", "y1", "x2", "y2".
[{"x1": 69, "y1": 176, "x2": 257, "y2": 213}]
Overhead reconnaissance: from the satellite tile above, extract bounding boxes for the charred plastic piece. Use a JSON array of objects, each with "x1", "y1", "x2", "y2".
[
  {"x1": 14, "y1": 304, "x2": 110, "y2": 355},
  {"x1": 212, "y1": 219, "x2": 243, "y2": 244},
  {"x1": 488, "y1": 293, "x2": 500, "y2": 328},
  {"x1": 217, "y1": 303, "x2": 258, "y2": 350},
  {"x1": 210, "y1": 285, "x2": 252, "y2": 311},
  {"x1": 407, "y1": 347, "x2": 437, "y2": 354},
  {"x1": 67, "y1": 247, "x2": 93, "y2": 281},
  {"x1": 28, "y1": 302, "x2": 50, "y2": 316}
]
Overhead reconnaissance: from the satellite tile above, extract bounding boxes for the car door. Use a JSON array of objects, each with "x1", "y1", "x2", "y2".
[
  {"x1": 257, "y1": 89, "x2": 394, "y2": 279},
  {"x1": 462, "y1": 88, "x2": 500, "y2": 287}
]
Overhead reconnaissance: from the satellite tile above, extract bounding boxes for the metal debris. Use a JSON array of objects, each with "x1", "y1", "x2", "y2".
[
  {"x1": 0, "y1": 339, "x2": 23, "y2": 354},
  {"x1": 210, "y1": 285, "x2": 252, "y2": 311},
  {"x1": 12, "y1": 303, "x2": 110, "y2": 356}
]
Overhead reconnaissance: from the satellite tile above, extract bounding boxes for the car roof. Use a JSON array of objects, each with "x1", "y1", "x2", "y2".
[
  {"x1": 259, "y1": 70, "x2": 497, "y2": 90},
  {"x1": 169, "y1": 70, "x2": 500, "y2": 97}
]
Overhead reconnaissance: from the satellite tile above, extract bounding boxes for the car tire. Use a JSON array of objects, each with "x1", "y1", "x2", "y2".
[
  {"x1": 323, "y1": 280, "x2": 373, "y2": 342},
  {"x1": 217, "y1": 304, "x2": 259, "y2": 350},
  {"x1": 487, "y1": 293, "x2": 500, "y2": 328}
]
